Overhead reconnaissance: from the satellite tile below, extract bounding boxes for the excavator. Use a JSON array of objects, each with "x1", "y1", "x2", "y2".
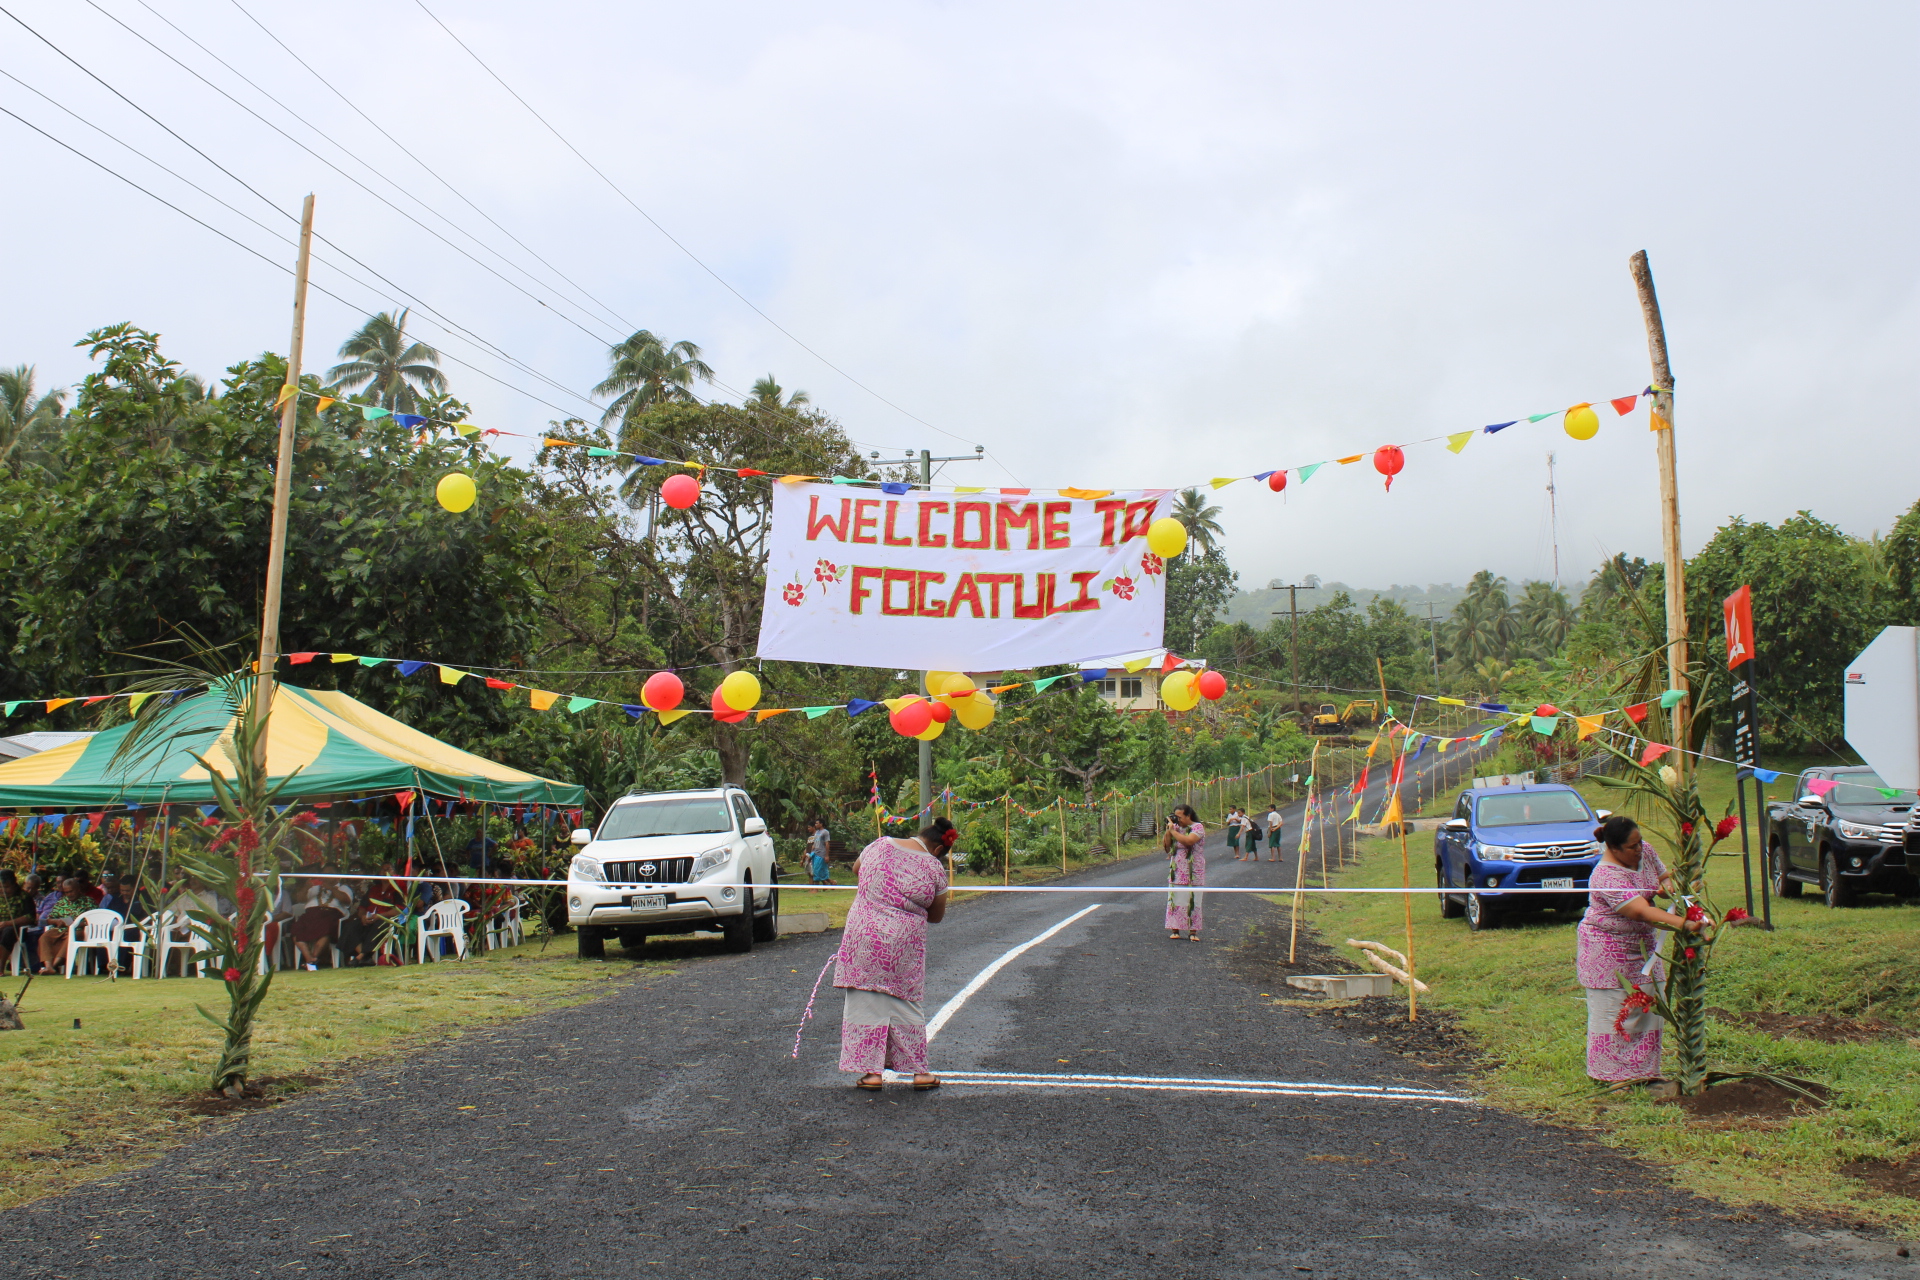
[{"x1": 1310, "y1": 700, "x2": 1377, "y2": 734}]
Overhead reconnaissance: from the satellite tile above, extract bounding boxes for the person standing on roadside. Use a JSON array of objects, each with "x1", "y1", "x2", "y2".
[
  {"x1": 1264, "y1": 805, "x2": 1284, "y2": 861},
  {"x1": 1577, "y1": 815, "x2": 1706, "y2": 1086},
  {"x1": 1224, "y1": 806, "x2": 1243, "y2": 861},
  {"x1": 837, "y1": 818, "x2": 952, "y2": 1091},
  {"x1": 1164, "y1": 805, "x2": 1206, "y2": 941},
  {"x1": 1243, "y1": 807, "x2": 1262, "y2": 861},
  {"x1": 807, "y1": 818, "x2": 833, "y2": 885}
]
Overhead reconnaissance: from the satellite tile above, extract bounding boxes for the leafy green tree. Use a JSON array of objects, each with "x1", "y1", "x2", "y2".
[
  {"x1": 593, "y1": 330, "x2": 713, "y2": 430},
  {"x1": 1683, "y1": 512, "x2": 1881, "y2": 747},
  {"x1": 0, "y1": 327, "x2": 541, "y2": 748},
  {"x1": 1879, "y1": 498, "x2": 1920, "y2": 627},
  {"x1": 1166, "y1": 553, "x2": 1239, "y2": 651},
  {"x1": 325, "y1": 310, "x2": 447, "y2": 413},
  {"x1": 0, "y1": 364, "x2": 66, "y2": 477},
  {"x1": 1170, "y1": 487, "x2": 1225, "y2": 558},
  {"x1": 1514, "y1": 580, "x2": 1577, "y2": 658},
  {"x1": 747, "y1": 375, "x2": 809, "y2": 411}
]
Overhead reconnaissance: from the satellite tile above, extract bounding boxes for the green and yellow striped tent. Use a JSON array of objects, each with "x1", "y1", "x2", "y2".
[{"x1": 0, "y1": 684, "x2": 583, "y2": 808}]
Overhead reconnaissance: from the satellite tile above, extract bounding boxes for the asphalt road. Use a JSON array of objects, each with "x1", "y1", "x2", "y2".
[{"x1": 12, "y1": 751, "x2": 1910, "y2": 1279}]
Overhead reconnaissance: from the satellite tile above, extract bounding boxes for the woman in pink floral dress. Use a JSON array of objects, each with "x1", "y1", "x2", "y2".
[
  {"x1": 836, "y1": 819, "x2": 952, "y2": 1090},
  {"x1": 1577, "y1": 815, "x2": 1706, "y2": 1084},
  {"x1": 1164, "y1": 805, "x2": 1206, "y2": 941}
]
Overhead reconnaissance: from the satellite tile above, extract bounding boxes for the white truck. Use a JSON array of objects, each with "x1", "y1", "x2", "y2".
[{"x1": 566, "y1": 787, "x2": 780, "y2": 957}]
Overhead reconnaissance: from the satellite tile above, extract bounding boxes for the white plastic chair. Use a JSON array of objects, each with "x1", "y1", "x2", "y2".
[
  {"x1": 63, "y1": 908, "x2": 125, "y2": 978},
  {"x1": 154, "y1": 910, "x2": 208, "y2": 978},
  {"x1": 7, "y1": 928, "x2": 25, "y2": 977},
  {"x1": 487, "y1": 895, "x2": 525, "y2": 951},
  {"x1": 416, "y1": 899, "x2": 469, "y2": 963}
]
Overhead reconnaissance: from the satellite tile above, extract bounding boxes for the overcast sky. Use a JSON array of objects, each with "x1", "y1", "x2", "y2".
[{"x1": 3, "y1": 0, "x2": 1914, "y2": 594}]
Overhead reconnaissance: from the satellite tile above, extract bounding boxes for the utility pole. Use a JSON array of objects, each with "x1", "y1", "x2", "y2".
[
  {"x1": 1545, "y1": 451, "x2": 1560, "y2": 585},
  {"x1": 1271, "y1": 583, "x2": 1312, "y2": 727},
  {"x1": 254, "y1": 193, "x2": 316, "y2": 770},
  {"x1": 876, "y1": 446, "x2": 985, "y2": 824},
  {"x1": 1629, "y1": 251, "x2": 1688, "y2": 771},
  {"x1": 1425, "y1": 600, "x2": 1440, "y2": 683}
]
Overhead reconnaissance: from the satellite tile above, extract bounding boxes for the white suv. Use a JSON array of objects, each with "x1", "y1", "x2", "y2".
[{"x1": 566, "y1": 787, "x2": 780, "y2": 957}]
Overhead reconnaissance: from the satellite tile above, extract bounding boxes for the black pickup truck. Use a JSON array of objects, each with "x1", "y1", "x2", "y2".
[{"x1": 1767, "y1": 766, "x2": 1919, "y2": 907}]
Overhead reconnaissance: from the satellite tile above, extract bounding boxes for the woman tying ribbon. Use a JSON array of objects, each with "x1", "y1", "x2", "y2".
[
  {"x1": 1577, "y1": 815, "x2": 1707, "y2": 1085},
  {"x1": 1164, "y1": 804, "x2": 1206, "y2": 942},
  {"x1": 836, "y1": 817, "x2": 953, "y2": 1091}
]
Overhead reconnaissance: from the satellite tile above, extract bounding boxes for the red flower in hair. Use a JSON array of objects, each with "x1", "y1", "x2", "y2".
[{"x1": 222, "y1": 967, "x2": 241, "y2": 982}]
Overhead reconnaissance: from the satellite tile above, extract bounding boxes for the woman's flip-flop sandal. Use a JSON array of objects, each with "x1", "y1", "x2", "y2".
[
  {"x1": 855, "y1": 1076, "x2": 884, "y2": 1090},
  {"x1": 913, "y1": 1077, "x2": 941, "y2": 1091}
]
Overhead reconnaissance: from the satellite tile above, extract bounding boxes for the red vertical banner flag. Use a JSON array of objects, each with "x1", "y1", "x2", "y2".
[{"x1": 1723, "y1": 584, "x2": 1755, "y2": 669}]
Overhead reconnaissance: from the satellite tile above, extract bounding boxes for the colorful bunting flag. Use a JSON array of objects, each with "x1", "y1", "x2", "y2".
[
  {"x1": 566, "y1": 696, "x2": 596, "y2": 713},
  {"x1": 1530, "y1": 715, "x2": 1559, "y2": 735},
  {"x1": 1639, "y1": 742, "x2": 1672, "y2": 766},
  {"x1": 1624, "y1": 702, "x2": 1649, "y2": 723},
  {"x1": 658, "y1": 709, "x2": 693, "y2": 725},
  {"x1": 1298, "y1": 463, "x2": 1322, "y2": 481},
  {"x1": 1335, "y1": 454, "x2": 1363, "y2": 465},
  {"x1": 361, "y1": 406, "x2": 391, "y2": 421},
  {"x1": 1575, "y1": 714, "x2": 1604, "y2": 740},
  {"x1": 1484, "y1": 421, "x2": 1516, "y2": 433},
  {"x1": 1650, "y1": 411, "x2": 1671, "y2": 432},
  {"x1": 528, "y1": 690, "x2": 559, "y2": 711},
  {"x1": 1609, "y1": 394, "x2": 1637, "y2": 415},
  {"x1": 1445, "y1": 432, "x2": 1473, "y2": 453},
  {"x1": 1659, "y1": 689, "x2": 1687, "y2": 709},
  {"x1": 438, "y1": 666, "x2": 468, "y2": 685},
  {"x1": 1805, "y1": 777, "x2": 1838, "y2": 797}
]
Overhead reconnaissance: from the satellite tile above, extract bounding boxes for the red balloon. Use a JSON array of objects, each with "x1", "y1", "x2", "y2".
[
  {"x1": 641, "y1": 670, "x2": 683, "y2": 712},
  {"x1": 710, "y1": 685, "x2": 748, "y2": 723},
  {"x1": 661, "y1": 474, "x2": 701, "y2": 509},
  {"x1": 890, "y1": 698, "x2": 933, "y2": 737},
  {"x1": 1373, "y1": 446, "x2": 1405, "y2": 492},
  {"x1": 1197, "y1": 670, "x2": 1227, "y2": 701},
  {"x1": 928, "y1": 701, "x2": 952, "y2": 723},
  {"x1": 1266, "y1": 471, "x2": 1287, "y2": 493}
]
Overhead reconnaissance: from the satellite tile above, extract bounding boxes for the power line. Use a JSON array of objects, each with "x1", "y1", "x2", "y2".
[{"x1": 407, "y1": 0, "x2": 1017, "y2": 478}]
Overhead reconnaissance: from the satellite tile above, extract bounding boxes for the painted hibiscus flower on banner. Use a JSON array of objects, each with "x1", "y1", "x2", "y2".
[
  {"x1": 781, "y1": 580, "x2": 806, "y2": 606},
  {"x1": 1139, "y1": 552, "x2": 1164, "y2": 577},
  {"x1": 1102, "y1": 575, "x2": 1137, "y2": 601},
  {"x1": 813, "y1": 558, "x2": 847, "y2": 585}
]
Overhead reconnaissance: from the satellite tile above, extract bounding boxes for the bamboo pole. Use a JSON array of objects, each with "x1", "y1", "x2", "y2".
[
  {"x1": 1058, "y1": 797, "x2": 1067, "y2": 874},
  {"x1": 253, "y1": 193, "x2": 316, "y2": 771},
  {"x1": 1003, "y1": 795, "x2": 1010, "y2": 886},
  {"x1": 1630, "y1": 249, "x2": 1689, "y2": 776},
  {"x1": 1397, "y1": 819, "x2": 1419, "y2": 1023}
]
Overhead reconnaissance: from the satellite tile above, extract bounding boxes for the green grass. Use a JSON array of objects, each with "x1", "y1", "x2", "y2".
[
  {"x1": 1311, "y1": 759, "x2": 1920, "y2": 1229},
  {"x1": 0, "y1": 939, "x2": 651, "y2": 1210}
]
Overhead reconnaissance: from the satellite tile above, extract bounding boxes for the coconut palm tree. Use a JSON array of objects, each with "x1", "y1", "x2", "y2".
[
  {"x1": 747, "y1": 375, "x2": 809, "y2": 412},
  {"x1": 594, "y1": 330, "x2": 713, "y2": 429},
  {"x1": 0, "y1": 365, "x2": 66, "y2": 475},
  {"x1": 1515, "y1": 580, "x2": 1577, "y2": 656},
  {"x1": 1171, "y1": 488, "x2": 1226, "y2": 559},
  {"x1": 326, "y1": 310, "x2": 447, "y2": 413}
]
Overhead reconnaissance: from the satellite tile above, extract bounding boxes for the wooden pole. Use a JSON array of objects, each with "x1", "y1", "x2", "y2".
[
  {"x1": 1003, "y1": 794, "x2": 1010, "y2": 886},
  {"x1": 253, "y1": 193, "x2": 316, "y2": 771},
  {"x1": 1629, "y1": 249, "x2": 1688, "y2": 774},
  {"x1": 1058, "y1": 797, "x2": 1067, "y2": 874},
  {"x1": 1397, "y1": 821, "x2": 1419, "y2": 1023}
]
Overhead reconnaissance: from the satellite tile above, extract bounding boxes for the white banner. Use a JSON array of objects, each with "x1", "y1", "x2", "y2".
[{"x1": 757, "y1": 483, "x2": 1170, "y2": 670}]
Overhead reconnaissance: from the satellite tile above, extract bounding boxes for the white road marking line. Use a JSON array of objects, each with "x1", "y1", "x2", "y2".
[
  {"x1": 925, "y1": 903, "x2": 1103, "y2": 1042},
  {"x1": 928, "y1": 1073, "x2": 1474, "y2": 1104},
  {"x1": 947, "y1": 1070, "x2": 1459, "y2": 1096}
]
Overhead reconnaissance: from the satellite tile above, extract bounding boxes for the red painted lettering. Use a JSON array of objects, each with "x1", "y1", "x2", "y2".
[
  {"x1": 996, "y1": 502, "x2": 1041, "y2": 551},
  {"x1": 1122, "y1": 499, "x2": 1156, "y2": 542},
  {"x1": 882, "y1": 501, "x2": 914, "y2": 547},
  {"x1": 1042, "y1": 501, "x2": 1071, "y2": 549},
  {"x1": 880, "y1": 568, "x2": 917, "y2": 615},
  {"x1": 974, "y1": 572, "x2": 1016, "y2": 618},
  {"x1": 946, "y1": 573, "x2": 985, "y2": 619},
  {"x1": 1068, "y1": 570, "x2": 1101, "y2": 612},
  {"x1": 806, "y1": 495, "x2": 851, "y2": 541},
  {"x1": 848, "y1": 566, "x2": 883, "y2": 614},
  {"x1": 953, "y1": 501, "x2": 991, "y2": 549},
  {"x1": 1094, "y1": 499, "x2": 1127, "y2": 547},
  {"x1": 916, "y1": 501, "x2": 950, "y2": 548},
  {"x1": 915, "y1": 570, "x2": 949, "y2": 617},
  {"x1": 850, "y1": 498, "x2": 881, "y2": 544},
  {"x1": 1011, "y1": 574, "x2": 1045, "y2": 619}
]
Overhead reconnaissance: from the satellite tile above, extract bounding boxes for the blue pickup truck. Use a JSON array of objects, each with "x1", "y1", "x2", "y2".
[{"x1": 1433, "y1": 782, "x2": 1605, "y2": 931}]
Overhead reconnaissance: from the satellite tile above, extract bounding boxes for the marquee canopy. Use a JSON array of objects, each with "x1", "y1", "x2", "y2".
[{"x1": 0, "y1": 684, "x2": 584, "y2": 809}]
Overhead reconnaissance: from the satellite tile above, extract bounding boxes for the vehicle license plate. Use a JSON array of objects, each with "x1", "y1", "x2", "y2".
[
  {"x1": 1542, "y1": 877, "x2": 1574, "y2": 890},
  {"x1": 629, "y1": 894, "x2": 666, "y2": 911}
]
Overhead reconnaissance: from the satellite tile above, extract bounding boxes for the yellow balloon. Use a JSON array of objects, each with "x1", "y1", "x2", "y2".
[
  {"x1": 938, "y1": 672, "x2": 976, "y2": 699},
  {"x1": 1162, "y1": 669, "x2": 1199, "y2": 711},
  {"x1": 436, "y1": 472, "x2": 476, "y2": 513},
  {"x1": 955, "y1": 690, "x2": 997, "y2": 730},
  {"x1": 925, "y1": 670, "x2": 960, "y2": 693},
  {"x1": 1146, "y1": 517, "x2": 1188, "y2": 559},
  {"x1": 914, "y1": 716, "x2": 947, "y2": 741},
  {"x1": 718, "y1": 670, "x2": 761, "y2": 712},
  {"x1": 1563, "y1": 403, "x2": 1599, "y2": 441}
]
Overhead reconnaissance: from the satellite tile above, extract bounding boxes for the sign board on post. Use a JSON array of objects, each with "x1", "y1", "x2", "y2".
[
  {"x1": 1724, "y1": 586, "x2": 1758, "y2": 770},
  {"x1": 1843, "y1": 626, "x2": 1920, "y2": 791},
  {"x1": 756, "y1": 482, "x2": 1170, "y2": 670}
]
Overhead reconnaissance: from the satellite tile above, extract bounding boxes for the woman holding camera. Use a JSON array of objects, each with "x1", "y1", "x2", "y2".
[{"x1": 1164, "y1": 805, "x2": 1206, "y2": 942}]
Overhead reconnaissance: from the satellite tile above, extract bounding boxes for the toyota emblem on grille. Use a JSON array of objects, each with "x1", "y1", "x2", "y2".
[{"x1": 639, "y1": 862, "x2": 657, "y2": 878}]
